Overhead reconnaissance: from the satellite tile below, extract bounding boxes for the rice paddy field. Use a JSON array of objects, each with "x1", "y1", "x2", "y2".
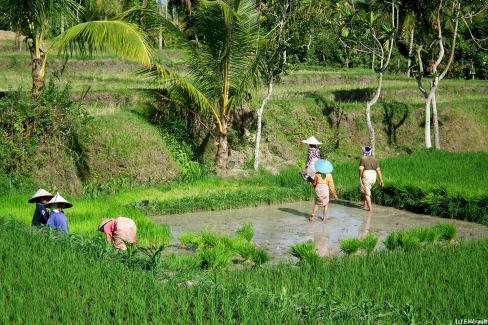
[
  {"x1": 1, "y1": 218, "x2": 487, "y2": 324},
  {"x1": 1, "y1": 39, "x2": 488, "y2": 323}
]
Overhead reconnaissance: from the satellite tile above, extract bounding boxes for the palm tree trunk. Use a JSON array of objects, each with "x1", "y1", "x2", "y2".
[
  {"x1": 32, "y1": 57, "x2": 45, "y2": 95},
  {"x1": 254, "y1": 76, "x2": 274, "y2": 171},
  {"x1": 158, "y1": 29, "x2": 163, "y2": 49},
  {"x1": 215, "y1": 119, "x2": 229, "y2": 169}
]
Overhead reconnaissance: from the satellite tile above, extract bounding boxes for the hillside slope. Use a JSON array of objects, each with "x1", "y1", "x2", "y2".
[{"x1": 1, "y1": 41, "x2": 487, "y2": 190}]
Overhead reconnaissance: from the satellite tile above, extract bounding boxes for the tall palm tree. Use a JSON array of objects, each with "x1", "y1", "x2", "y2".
[
  {"x1": 1, "y1": 0, "x2": 152, "y2": 95},
  {"x1": 153, "y1": 0, "x2": 260, "y2": 169}
]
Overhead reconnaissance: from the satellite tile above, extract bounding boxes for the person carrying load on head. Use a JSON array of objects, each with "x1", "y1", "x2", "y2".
[
  {"x1": 359, "y1": 146, "x2": 384, "y2": 213},
  {"x1": 45, "y1": 193, "x2": 71, "y2": 234},
  {"x1": 300, "y1": 136, "x2": 322, "y2": 183},
  {"x1": 99, "y1": 217, "x2": 137, "y2": 251},
  {"x1": 310, "y1": 159, "x2": 338, "y2": 222},
  {"x1": 28, "y1": 188, "x2": 54, "y2": 226}
]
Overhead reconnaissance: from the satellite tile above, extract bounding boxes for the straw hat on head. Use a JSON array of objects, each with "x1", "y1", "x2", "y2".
[
  {"x1": 45, "y1": 192, "x2": 73, "y2": 209},
  {"x1": 28, "y1": 188, "x2": 54, "y2": 204},
  {"x1": 99, "y1": 218, "x2": 113, "y2": 231},
  {"x1": 301, "y1": 136, "x2": 322, "y2": 145}
]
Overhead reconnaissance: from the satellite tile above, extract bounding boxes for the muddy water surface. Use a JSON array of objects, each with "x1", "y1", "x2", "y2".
[{"x1": 152, "y1": 201, "x2": 488, "y2": 260}]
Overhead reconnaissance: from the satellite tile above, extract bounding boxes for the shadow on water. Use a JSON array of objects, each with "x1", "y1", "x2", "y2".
[
  {"x1": 278, "y1": 207, "x2": 309, "y2": 219},
  {"x1": 333, "y1": 199, "x2": 363, "y2": 210}
]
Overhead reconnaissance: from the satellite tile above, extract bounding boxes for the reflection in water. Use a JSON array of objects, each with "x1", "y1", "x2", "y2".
[
  {"x1": 314, "y1": 222, "x2": 330, "y2": 258},
  {"x1": 359, "y1": 212, "x2": 372, "y2": 239}
]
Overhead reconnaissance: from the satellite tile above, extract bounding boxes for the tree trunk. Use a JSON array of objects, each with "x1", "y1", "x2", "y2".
[
  {"x1": 371, "y1": 50, "x2": 375, "y2": 71},
  {"x1": 254, "y1": 77, "x2": 274, "y2": 171},
  {"x1": 365, "y1": 72, "x2": 383, "y2": 155},
  {"x1": 407, "y1": 27, "x2": 414, "y2": 77},
  {"x1": 158, "y1": 29, "x2": 163, "y2": 49},
  {"x1": 31, "y1": 50, "x2": 46, "y2": 96},
  {"x1": 215, "y1": 119, "x2": 229, "y2": 169},
  {"x1": 432, "y1": 92, "x2": 440, "y2": 149},
  {"x1": 61, "y1": 16, "x2": 65, "y2": 34},
  {"x1": 424, "y1": 83, "x2": 439, "y2": 150}
]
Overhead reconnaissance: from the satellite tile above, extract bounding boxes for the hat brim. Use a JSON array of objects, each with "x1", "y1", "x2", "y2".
[
  {"x1": 99, "y1": 219, "x2": 113, "y2": 231},
  {"x1": 46, "y1": 202, "x2": 73, "y2": 209},
  {"x1": 317, "y1": 167, "x2": 333, "y2": 173},
  {"x1": 301, "y1": 140, "x2": 322, "y2": 145},
  {"x1": 28, "y1": 195, "x2": 54, "y2": 204}
]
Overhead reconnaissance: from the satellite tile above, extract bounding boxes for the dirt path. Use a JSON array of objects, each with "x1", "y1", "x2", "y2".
[{"x1": 152, "y1": 201, "x2": 488, "y2": 260}]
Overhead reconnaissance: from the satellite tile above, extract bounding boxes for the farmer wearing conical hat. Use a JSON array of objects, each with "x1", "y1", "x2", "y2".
[
  {"x1": 45, "y1": 193, "x2": 72, "y2": 234},
  {"x1": 300, "y1": 136, "x2": 322, "y2": 182},
  {"x1": 28, "y1": 189, "x2": 54, "y2": 226},
  {"x1": 309, "y1": 159, "x2": 338, "y2": 222},
  {"x1": 99, "y1": 217, "x2": 137, "y2": 251}
]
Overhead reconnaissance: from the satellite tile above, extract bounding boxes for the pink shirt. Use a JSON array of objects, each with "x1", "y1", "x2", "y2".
[{"x1": 102, "y1": 220, "x2": 116, "y2": 242}]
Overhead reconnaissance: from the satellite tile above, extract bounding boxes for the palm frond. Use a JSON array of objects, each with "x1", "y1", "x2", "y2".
[
  {"x1": 152, "y1": 64, "x2": 222, "y2": 129},
  {"x1": 0, "y1": 0, "x2": 79, "y2": 39},
  {"x1": 51, "y1": 20, "x2": 153, "y2": 67}
]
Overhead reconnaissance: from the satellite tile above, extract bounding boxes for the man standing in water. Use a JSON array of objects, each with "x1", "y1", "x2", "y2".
[{"x1": 359, "y1": 146, "x2": 384, "y2": 212}]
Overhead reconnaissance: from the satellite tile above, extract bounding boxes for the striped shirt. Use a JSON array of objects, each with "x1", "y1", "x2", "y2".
[{"x1": 306, "y1": 147, "x2": 320, "y2": 167}]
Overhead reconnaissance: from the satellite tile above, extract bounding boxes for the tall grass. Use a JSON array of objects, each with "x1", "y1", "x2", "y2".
[{"x1": 2, "y1": 218, "x2": 487, "y2": 323}]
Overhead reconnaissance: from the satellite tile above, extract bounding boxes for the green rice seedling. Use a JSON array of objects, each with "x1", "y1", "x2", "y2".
[
  {"x1": 432, "y1": 223, "x2": 457, "y2": 241},
  {"x1": 251, "y1": 248, "x2": 270, "y2": 265},
  {"x1": 360, "y1": 234, "x2": 378, "y2": 255},
  {"x1": 235, "y1": 223, "x2": 254, "y2": 242},
  {"x1": 410, "y1": 227, "x2": 436, "y2": 244},
  {"x1": 232, "y1": 239, "x2": 257, "y2": 261},
  {"x1": 340, "y1": 238, "x2": 362, "y2": 255},
  {"x1": 197, "y1": 245, "x2": 234, "y2": 269},
  {"x1": 399, "y1": 232, "x2": 421, "y2": 251},
  {"x1": 289, "y1": 242, "x2": 321, "y2": 264},
  {"x1": 178, "y1": 231, "x2": 201, "y2": 248},
  {"x1": 199, "y1": 231, "x2": 222, "y2": 250},
  {"x1": 384, "y1": 232, "x2": 401, "y2": 250}
]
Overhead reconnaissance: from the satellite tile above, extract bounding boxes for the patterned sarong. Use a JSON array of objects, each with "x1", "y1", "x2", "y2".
[
  {"x1": 360, "y1": 170, "x2": 377, "y2": 196},
  {"x1": 314, "y1": 183, "x2": 330, "y2": 207}
]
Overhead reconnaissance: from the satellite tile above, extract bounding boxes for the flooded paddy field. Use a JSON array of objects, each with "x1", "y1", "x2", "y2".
[{"x1": 152, "y1": 201, "x2": 488, "y2": 259}]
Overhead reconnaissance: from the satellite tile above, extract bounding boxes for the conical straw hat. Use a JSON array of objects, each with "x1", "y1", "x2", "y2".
[
  {"x1": 45, "y1": 192, "x2": 73, "y2": 209},
  {"x1": 99, "y1": 218, "x2": 113, "y2": 231},
  {"x1": 301, "y1": 136, "x2": 322, "y2": 145},
  {"x1": 28, "y1": 188, "x2": 54, "y2": 203}
]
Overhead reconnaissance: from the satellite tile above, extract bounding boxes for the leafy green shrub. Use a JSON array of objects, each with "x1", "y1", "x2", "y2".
[
  {"x1": 339, "y1": 238, "x2": 362, "y2": 255},
  {"x1": 289, "y1": 242, "x2": 321, "y2": 264},
  {"x1": 0, "y1": 80, "x2": 91, "y2": 178},
  {"x1": 360, "y1": 234, "x2": 378, "y2": 255},
  {"x1": 235, "y1": 223, "x2": 254, "y2": 242}
]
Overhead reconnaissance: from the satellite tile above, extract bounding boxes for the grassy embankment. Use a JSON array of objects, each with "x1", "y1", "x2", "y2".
[{"x1": 1, "y1": 218, "x2": 487, "y2": 323}]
